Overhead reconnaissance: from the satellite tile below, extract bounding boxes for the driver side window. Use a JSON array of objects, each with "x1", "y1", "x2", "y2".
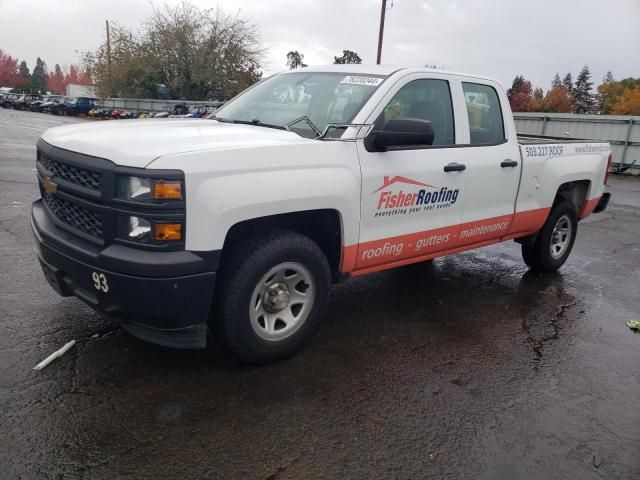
[{"x1": 377, "y1": 79, "x2": 455, "y2": 146}]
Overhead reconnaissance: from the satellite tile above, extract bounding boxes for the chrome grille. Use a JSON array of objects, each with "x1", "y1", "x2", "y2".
[
  {"x1": 38, "y1": 153, "x2": 102, "y2": 191},
  {"x1": 43, "y1": 193, "x2": 103, "y2": 239}
]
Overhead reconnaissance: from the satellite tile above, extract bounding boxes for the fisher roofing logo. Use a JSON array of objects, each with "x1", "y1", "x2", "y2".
[
  {"x1": 373, "y1": 176, "x2": 436, "y2": 193},
  {"x1": 373, "y1": 175, "x2": 460, "y2": 213}
]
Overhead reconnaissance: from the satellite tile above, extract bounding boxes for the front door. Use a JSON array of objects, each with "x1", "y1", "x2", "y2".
[{"x1": 355, "y1": 76, "x2": 466, "y2": 272}]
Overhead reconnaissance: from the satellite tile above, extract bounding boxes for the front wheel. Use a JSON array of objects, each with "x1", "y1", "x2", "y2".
[
  {"x1": 522, "y1": 200, "x2": 578, "y2": 273},
  {"x1": 214, "y1": 230, "x2": 331, "y2": 364}
]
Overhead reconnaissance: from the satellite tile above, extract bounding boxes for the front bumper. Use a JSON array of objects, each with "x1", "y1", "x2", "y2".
[{"x1": 32, "y1": 200, "x2": 217, "y2": 348}]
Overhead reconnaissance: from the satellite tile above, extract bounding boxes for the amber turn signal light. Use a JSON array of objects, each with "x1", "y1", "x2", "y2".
[
  {"x1": 151, "y1": 181, "x2": 183, "y2": 200},
  {"x1": 152, "y1": 223, "x2": 182, "y2": 241}
]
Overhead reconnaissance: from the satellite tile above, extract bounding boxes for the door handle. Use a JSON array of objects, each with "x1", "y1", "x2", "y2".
[
  {"x1": 501, "y1": 159, "x2": 518, "y2": 168},
  {"x1": 444, "y1": 163, "x2": 466, "y2": 172}
]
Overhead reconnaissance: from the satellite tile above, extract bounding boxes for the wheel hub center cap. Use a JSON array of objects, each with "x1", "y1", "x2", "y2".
[{"x1": 263, "y1": 282, "x2": 290, "y2": 313}]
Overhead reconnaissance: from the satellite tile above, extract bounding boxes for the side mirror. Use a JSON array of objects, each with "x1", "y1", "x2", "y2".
[{"x1": 365, "y1": 118, "x2": 435, "y2": 152}]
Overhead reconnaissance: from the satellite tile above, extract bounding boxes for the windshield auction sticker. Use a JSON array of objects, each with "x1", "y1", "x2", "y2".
[{"x1": 340, "y1": 76, "x2": 384, "y2": 86}]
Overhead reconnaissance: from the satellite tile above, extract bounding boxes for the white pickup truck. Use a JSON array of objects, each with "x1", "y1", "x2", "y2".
[{"x1": 32, "y1": 65, "x2": 612, "y2": 363}]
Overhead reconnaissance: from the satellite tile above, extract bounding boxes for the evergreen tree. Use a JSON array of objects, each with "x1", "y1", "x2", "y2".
[
  {"x1": 574, "y1": 65, "x2": 594, "y2": 113},
  {"x1": 551, "y1": 73, "x2": 562, "y2": 88},
  {"x1": 596, "y1": 71, "x2": 620, "y2": 114},
  {"x1": 603, "y1": 71, "x2": 614, "y2": 84},
  {"x1": 562, "y1": 72, "x2": 573, "y2": 93},
  {"x1": 19, "y1": 61, "x2": 31, "y2": 91},
  {"x1": 31, "y1": 57, "x2": 47, "y2": 93}
]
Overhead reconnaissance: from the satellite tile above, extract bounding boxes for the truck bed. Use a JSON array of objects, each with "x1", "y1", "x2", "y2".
[{"x1": 517, "y1": 134, "x2": 597, "y2": 145}]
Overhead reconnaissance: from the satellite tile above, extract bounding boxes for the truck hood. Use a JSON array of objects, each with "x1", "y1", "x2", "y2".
[{"x1": 41, "y1": 119, "x2": 310, "y2": 168}]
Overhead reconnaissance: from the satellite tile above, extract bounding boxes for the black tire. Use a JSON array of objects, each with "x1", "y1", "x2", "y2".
[
  {"x1": 522, "y1": 200, "x2": 578, "y2": 273},
  {"x1": 214, "y1": 229, "x2": 331, "y2": 364}
]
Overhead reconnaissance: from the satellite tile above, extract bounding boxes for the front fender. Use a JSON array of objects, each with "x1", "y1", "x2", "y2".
[
  {"x1": 150, "y1": 141, "x2": 362, "y2": 252},
  {"x1": 191, "y1": 168, "x2": 360, "y2": 251}
]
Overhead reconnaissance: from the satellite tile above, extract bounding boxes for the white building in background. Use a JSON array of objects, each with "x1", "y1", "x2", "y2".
[{"x1": 66, "y1": 84, "x2": 97, "y2": 98}]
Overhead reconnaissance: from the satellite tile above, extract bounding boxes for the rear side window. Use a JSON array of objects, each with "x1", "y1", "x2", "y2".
[
  {"x1": 377, "y1": 79, "x2": 455, "y2": 146},
  {"x1": 462, "y1": 82, "x2": 505, "y2": 145}
]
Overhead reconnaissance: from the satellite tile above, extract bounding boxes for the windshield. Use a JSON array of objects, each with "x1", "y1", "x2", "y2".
[{"x1": 213, "y1": 72, "x2": 387, "y2": 138}]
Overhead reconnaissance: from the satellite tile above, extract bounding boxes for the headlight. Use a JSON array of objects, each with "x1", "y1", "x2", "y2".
[
  {"x1": 116, "y1": 176, "x2": 183, "y2": 202},
  {"x1": 118, "y1": 216, "x2": 183, "y2": 243},
  {"x1": 126, "y1": 216, "x2": 151, "y2": 240}
]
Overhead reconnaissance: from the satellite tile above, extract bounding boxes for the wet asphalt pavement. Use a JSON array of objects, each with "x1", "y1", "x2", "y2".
[{"x1": 1, "y1": 108, "x2": 639, "y2": 480}]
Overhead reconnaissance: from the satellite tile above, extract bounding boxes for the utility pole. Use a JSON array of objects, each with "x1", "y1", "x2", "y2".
[
  {"x1": 106, "y1": 20, "x2": 111, "y2": 76},
  {"x1": 106, "y1": 20, "x2": 112, "y2": 95},
  {"x1": 376, "y1": 0, "x2": 387, "y2": 65}
]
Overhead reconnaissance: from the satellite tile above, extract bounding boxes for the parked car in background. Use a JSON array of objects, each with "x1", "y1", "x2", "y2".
[
  {"x1": 1, "y1": 94, "x2": 19, "y2": 108},
  {"x1": 205, "y1": 101, "x2": 225, "y2": 119},
  {"x1": 185, "y1": 105, "x2": 213, "y2": 118},
  {"x1": 40, "y1": 97, "x2": 62, "y2": 113},
  {"x1": 51, "y1": 97, "x2": 96, "y2": 116},
  {"x1": 88, "y1": 107, "x2": 113, "y2": 119},
  {"x1": 29, "y1": 96, "x2": 59, "y2": 112},
  {"x1": 13, "y1": 94, "x2": 43, "y2": 110},
  {"x1": 155, "y1": 103, "x2": 190, "y2": 118},
  {"x1": 29, "y1": 99, "x2": 44, "y2": 112},
  {"x1": 66, "y1": 97, "x2": 97, "y2": 116}
]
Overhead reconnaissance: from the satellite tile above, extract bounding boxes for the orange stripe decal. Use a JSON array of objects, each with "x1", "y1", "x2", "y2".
[
  {"x1": 505, "y1": 207, "x2": 551, "y2": 236},
  {"x1": 339, "y1": 244, "x2": 358, "y2": 273},
  {"x1": 339, "y1": 207, "x2": 553, "y2": 275}
]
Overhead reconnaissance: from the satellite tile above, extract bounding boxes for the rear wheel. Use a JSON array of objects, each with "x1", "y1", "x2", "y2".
[
  {"x1": 214, "y1": 229, "x2": 331, "y2": 364},
  {"x1": 522, "y1": 200, "x2": 577, "y2": 273}
]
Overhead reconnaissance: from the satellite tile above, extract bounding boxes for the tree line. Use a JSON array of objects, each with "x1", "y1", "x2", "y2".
[
  {"x1": 82, "y1": 3, "x2": 262, "y2": 100},
  {"x1": 0, "y1": 49, "x2": 91, "y2": 95},
  {"x1": 2, "y1": 0, "x2": 638, "y2": 114},
  {"x1": 507, "y1": 66, "x2": 640, "y2": 115},
  {"x1": 285, "y1": 50, "x2": 363, "y2": 69},
  {"x1": 81, "y1": 1, "x2": 365, "y2": 100}
]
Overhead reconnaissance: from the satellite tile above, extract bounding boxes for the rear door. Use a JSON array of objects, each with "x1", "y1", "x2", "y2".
[
  {"x1": 355, "y1": 74, "x2": 466, "y2": 272},
  {"x1": 455, "y1": 80, "x2": 521, "y2": 245}
]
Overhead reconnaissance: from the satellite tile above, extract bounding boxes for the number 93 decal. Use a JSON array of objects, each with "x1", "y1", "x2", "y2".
[{"x1": 92, "y1": 271, "x2": 109, "y2": 292}]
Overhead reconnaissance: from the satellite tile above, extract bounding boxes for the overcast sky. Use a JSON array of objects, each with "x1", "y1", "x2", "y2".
[{"x1": 1, "y1": 0, "x2": 638, "y2": 90}]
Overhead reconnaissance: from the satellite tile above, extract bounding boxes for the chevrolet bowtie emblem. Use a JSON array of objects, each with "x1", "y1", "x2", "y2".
[{"x1": 43, "y1": 176, "x2": 57, "y2": 194}]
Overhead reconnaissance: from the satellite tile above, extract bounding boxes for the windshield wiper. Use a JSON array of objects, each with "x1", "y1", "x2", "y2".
[
  {"x1": 210, "y1": 116, "x2": 285, "y2": 130},
  {"x1": 210, "y1": 115, "x2": 234, "y2": 123},
  {"x1": 285, "y1": 116, "x2": 322, "y2": 137}
]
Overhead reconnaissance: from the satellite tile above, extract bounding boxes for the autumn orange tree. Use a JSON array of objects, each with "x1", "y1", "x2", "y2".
[
  {"x1": 543, "y1": 85, "x2": 574, "y2": 113},
  {"x1": 45, "y1": 64, "x2": 92, "y2": 95},
  {"x1": 507, "y1": 75, "x2": 534, "y2": 112},
  {"x1": 0, "y1": 49, "x2": 22, "y2": 87},
  {"x1": 507, "y1": 76, "x2": 575, "y2": 113},
  {"x1": 609, "y1": 86, "x2": 640, "y2": 115},
  {"x1": 529, "y1": 87, "x2": 545, "y2": 111},
  {"x1": 46, "y1": 65, "x2": 66, "y2": 94},
  {"x1": 507, "y1": 71, "x2": 639, "y2": 115}
]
